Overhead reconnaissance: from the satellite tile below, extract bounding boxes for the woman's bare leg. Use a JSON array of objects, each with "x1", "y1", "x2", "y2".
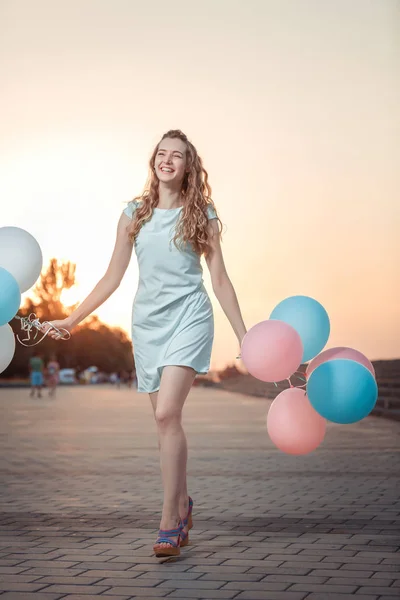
[
  {"x1": 149, "y1": 365, "x2": 196, "y2": 550},
  {"x1": 149, "y1": 390, "x2": 189, "y2": 517}
]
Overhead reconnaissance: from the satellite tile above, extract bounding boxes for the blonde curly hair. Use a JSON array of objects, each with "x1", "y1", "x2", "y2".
[{"x1": 127, "y1": 129, "x2": 222, "y2": 256}]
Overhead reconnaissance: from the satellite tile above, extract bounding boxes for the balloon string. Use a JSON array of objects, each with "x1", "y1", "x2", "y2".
[
  {"x1": 234, "y1": 360, "x2": 308, "y2": 391},
  {"x1": 15, "y1": 314, "x2": 70, "y2": 347},
  {"x1": 293, "y1": 371, "x2": 307, "y2": 382},
  {"x1": 282, "y1": 372, "x2": 308, "y2": 391},
  {"x1": 292, "y1": 372, "x2": 307, "y2": 386}
]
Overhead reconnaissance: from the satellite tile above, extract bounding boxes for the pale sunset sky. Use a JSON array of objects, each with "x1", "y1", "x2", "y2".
[{"x1": 1, "y1": 0, "x2": 399, "y2": 369}]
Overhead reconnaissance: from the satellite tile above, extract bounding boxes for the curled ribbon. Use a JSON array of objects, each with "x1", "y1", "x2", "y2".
[{"x1": 14, "y1": 313, "x2": 71, "y2": 347}]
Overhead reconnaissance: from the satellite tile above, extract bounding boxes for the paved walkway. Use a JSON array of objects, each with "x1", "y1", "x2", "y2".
[{"x1": 0, "y1": 385, "x2": 399, "y2": 600}]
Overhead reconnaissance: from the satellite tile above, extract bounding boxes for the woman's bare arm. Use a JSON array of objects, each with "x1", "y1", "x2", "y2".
[{"x1": 205, "y1": 219, "x2": 247, "y2": 346}]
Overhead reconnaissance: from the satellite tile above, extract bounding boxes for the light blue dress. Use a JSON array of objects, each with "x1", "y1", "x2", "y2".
[{"x1": 123, "y1": 200, "x2": 217, "y2": 393}]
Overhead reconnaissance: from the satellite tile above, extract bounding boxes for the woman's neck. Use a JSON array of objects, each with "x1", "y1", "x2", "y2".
[{"x1": 157, "y1": 185, "x2": 183, "y2": 209}]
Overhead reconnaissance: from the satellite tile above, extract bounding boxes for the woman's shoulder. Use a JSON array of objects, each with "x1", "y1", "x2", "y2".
[
  {"x1": 206, "y1": 203, "x2": 217, "y2": 220},
  {"x1": 123, "y1": 199, "x2": 142, "y2": 219}
]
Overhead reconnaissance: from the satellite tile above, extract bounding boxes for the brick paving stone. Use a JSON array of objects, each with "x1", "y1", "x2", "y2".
[
  {"x1": 197, "y1": 573, "x2": 263, "y2": 581},
  {"x1": 305, "y1": 595, "x2": 378, "y2": 600},
  {"x1": 99, "y1": 576, "x2": 187, "y2": 586},
  {"x1": 325, "y1": 555, "x2": 384, "y2": 564},
  {"x1": 223, "y1": 581, "x2": 294, "y2": 592},
  {"x1": 55, "y1": 554, "x2": 119, "y2": 562},
  {"x1": 135, "y1": 571, "x2": 201, "y2": 580},
  {"x1": 0, "y1": 567, "x2": 30, "y2": 574},
  {"x1": 32, "y1": 584, "x2": 112, "y2": 594},
  {"x1": 68, "y1": 562, "x2": 134, "y2": 570},
  {"x1": 128, "y1": 563, "x2": 195, "y2": 572},
  {"x1": 344, "y1": 544, "x2": 400, "y2": 552},
  {"x1": 160, "y1": 558, "x2": 227, "y2": 566},
  {"x1": 290, "y1": 583, "x2": 358, "y2": 593},
  {"x1": 97, "y1": 583, "x2": 169, "y2": 594},
  {"x1": 261, "y1": 574, "x2": 328, "y2": 584},
  {"x1": 84, "y1": 568, "x2": 174, "y2": 578},
  {"x1": 335, "y1": 578, "x2": 398, "y2": 589},
  {"x1": 154, "y1": 598, "x2": 203, "y2": 600},
  {"x1": 95, "y1": 577, "x2": 166, "y2": 587},
  {"x1": 159, "y1": 591, "x2": 237, "y2": 598},
  {"x1": 382, "y1": 557, "x2": 400, "y2": 564},
  {"x1": 1, "y1": 386, "x2": 400, "y2": 600},
  {"x1": 280, "y1": 561, "x2": 341, "y2": 571},
  {"x1": 247, "y1": 566, "x2": 313, "y2": 575},
  {"x1": 58, "y1": 596, "x2": 132, "y2": 600},
  {"x1": 13, "y1": 567, "x2": 89, "y2": 576},
  {"x1": 30, "y1": 576, "x2": 105, "y2": 585},
  {"x1": 0, "y1": 575, "x2": 43, "y2": 584},
  {"x1": 220, "y1": 558, "x2": 289, "y2": 567},
  {"x1": 13, "y1": 560, "x2": 81, "y2": 568},
  {"x1": 158, "y1": 579, "x2": 226, "y2": 589},
  {"x1": 267, "y1": 554, "x2": 328, "y2": 563},
  {"x1": 371, "y1": 570, "x2": 400, "y2": 578},
  {"x1": 0, "y1": 594, "x2": 66, "y2": 600},
  {"x1": 309, "y1": 569, "x2": 376, "y2": 578},
  {"x1": 0, "y1": 582, "x2": 57, "y2": 592},
  {"x1": 234, "y1": 593, "x2": 308, "y2": 600},
  {"x1": 190, "y1": 565, "x2": 254, "y2": 574},
  {"x1": 0, "y1": 560, "x2": 26, "y2": 567},
  {"x1": 298, "y1": 548, "x2": 358, "y2": 557},
  {"x1": 356, "y1": 587, "x2": 400, "y2": 595},
  {"x1": 99, "y1": 589, "x2": 167, "y2": 597},
  {"x1": 356, "y1": 551, "x2": 400, "y2": 560}
]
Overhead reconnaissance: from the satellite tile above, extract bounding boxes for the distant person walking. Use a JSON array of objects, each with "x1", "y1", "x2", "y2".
[
  {"x1": 42, "y1": 130, "x2": 247, "y2": 557},
  {"x1": 46, "y1": 354, "x2": 60, "y2": 398},
  {"x1": 109, "y1": 372, "x2": 120, "y2": 387},
  {"x1": 29, "y1": 351, "x2": 44, "y2": 399}
]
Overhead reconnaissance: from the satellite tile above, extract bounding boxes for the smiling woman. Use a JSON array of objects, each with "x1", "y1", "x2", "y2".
[
  {"x1": 127, "y1": 130, "x2": 223, "y2": 257},
  {"x1": 41, "y1": 128, "x2": 247, "y2": 560},
  {"x1": 155, "y1": 143, "x2": 185, "y2": 184}
]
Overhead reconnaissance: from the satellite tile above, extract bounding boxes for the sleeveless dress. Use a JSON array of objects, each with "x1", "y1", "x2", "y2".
[{"x1": 123, "y1": 200, "x2": 217, "y2": 393}]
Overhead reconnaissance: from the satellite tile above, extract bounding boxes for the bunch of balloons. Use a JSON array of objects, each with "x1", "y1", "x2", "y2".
[
  {"x1": 240, "y1": 295, "x2": 378, "y2": 455},
  {"x1": 0, "y1": 227, "x2": 43, "y2": 374}
]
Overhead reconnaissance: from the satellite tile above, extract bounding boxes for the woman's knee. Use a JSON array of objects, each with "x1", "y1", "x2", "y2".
[{"x1": 155, "y1": 405, "x2": 182, "y2": 429}]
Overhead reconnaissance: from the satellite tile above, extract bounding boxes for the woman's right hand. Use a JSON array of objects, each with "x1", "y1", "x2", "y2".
[{"x1": 41, "y1": 318, "x2": 73, "y2": 341}]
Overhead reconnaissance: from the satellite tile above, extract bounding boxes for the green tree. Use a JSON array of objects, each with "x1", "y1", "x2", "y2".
[
  {"x1": 3, "y1": 259, "x2": 134, "y2": 378},
  {"x1": 22, "y1": 258, "x2": 78, "y2": 321}
]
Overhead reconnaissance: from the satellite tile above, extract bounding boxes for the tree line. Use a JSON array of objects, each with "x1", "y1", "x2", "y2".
[{"x1": 1, "y1": 259, "x2": 135, "y2": 378}]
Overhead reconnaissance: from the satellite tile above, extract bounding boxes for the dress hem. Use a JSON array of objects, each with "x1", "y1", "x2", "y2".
[{"x1": 136, "y1": 362, "x2": 210, "y2": 393}]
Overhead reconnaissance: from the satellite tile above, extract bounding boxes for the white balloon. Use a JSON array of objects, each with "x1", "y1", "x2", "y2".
[
  {"x1": 0, "y1": 227, "x2": 43, "y2": 293},
  {"x1": 0, "y1": 324, "x2": 16, "y2": 374}
]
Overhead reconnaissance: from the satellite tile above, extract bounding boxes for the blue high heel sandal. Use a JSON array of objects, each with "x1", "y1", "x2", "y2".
[{"x1": 153, "y1": 519, "x2": 183, "y2": 557}]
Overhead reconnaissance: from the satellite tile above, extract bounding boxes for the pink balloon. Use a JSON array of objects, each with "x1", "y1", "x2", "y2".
[
  {"x1": 241, "y1": 319, "x2": 303, "y2": 382},
  {"x1": 267, "y1": 387, "x2": 326, "y2": 455},
  {"x1": 306, "y1": 347, "x2": 375, "y2": 379}
]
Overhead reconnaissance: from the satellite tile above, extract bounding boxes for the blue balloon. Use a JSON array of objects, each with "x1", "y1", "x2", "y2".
[
  {"x1": 270, "y1": 295, "x2": 330, "y2": 362},
  {"x1": 0, "y1": 267, "x2": 21, "y2": 326},
  {"x1": 307, "y1": 359, "x2": 378, "y2": 424}
]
